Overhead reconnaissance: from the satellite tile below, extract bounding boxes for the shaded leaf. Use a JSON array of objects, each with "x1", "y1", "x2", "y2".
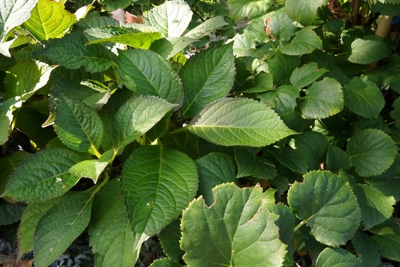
[
  {"x1": 34, "y1": 192, "x2": 93, "y2": 267},
  {"x1": 185, "y1": 16, "x2": 227, "y2": 39},
  {"x1": 316, "y1": 248, "x2": 363, "y2": 267},
  {"x1": 274, "y1": 147, "x2": 308, "y2": 174},
  {"x1": 0, "y1": 199, "x2": 25, "y2": 225},
  {"x1": 181, "y1": 183, "x2": 286, "y2": 267},
  {"x1": 300, "y1": 77, "x2": 344, "y2": 119},
  {"x1": 151, "y1": 36, "x2": 197, "y2": 59},
  {"x1": 89, "y1": 179, "x2": 136, "y2": 267},
  {"x1": 234, "y1": 147, "x2": 277, "y2": 179},
  {"x1": 189, "y1": 98, "x2": 296, "y2": 147},
  {"x1": 121, "y1": 146, "x2": 198, "y2": 251},
  {"x1": 54, "y1": 96, "x2": 103, "y2": 155},
  {"x1": 23, "y1": 0, "x2": 76, "y2": 40},
  {"x1": 159, "y1": 219, "x2": 184, "y2": 262},
  {"x1": 294, "y1": 131, "x2": 329, "y2": 171},
  {"x1": 150, "y1": 258, "x2": 182, "y2": 267},
  {"x1": 260, "y1": 85, "x2": 299, "y2": 115},
  {"x1": 181, "y1": 44, "x2": 235, "y2": 118},
  {"x1": 118, "y1": 49, "x2": 183, "y2": 104},
  {"x1": 281, "y1": 27, "x2": 322, "y2": 55},
  {"x1": 268, "y1": 51, "x2": 300, "y2": 85},
  {"x1": 352, "y1": 231, "x2": 380, "y2": 267},
  {"x1": 288, "y1": 171, "x2": 361, "y2": 247},
  {"x1": 227, "y1": 0, "x2": 274, "y2": 22},
  {"x1": 196, "y1": 153, "x2": 237, "y2": 205},
  {"x1": 347, "y1": 129, "x2": 397, "y2": 177},
  {"x1": 1, "y1": 149, "x2": 82, "y2": 202},
  {"x1": 326, "y1": 145, "x2": 350, "y2": 173},
  {"x1": 290, "y1": 62, "x2": 328, "y2": 89},
  {"x1": 113, "y1": 96, "x2": 177, "y2": 148},
  {"x1": 371, "y1": 221, "x2": 400, "y2": 262},
  {"x1": 343, "y1": 77, "x2": 385, "y2": 118}
]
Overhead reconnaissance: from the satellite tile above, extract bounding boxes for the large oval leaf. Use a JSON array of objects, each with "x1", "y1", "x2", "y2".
[
  {"x1": 288, "y1": 171, "x2": 361, "y2": 247},
  {"x1": 181, "y1": 183, "x2": 286, "y2": 267},
  {"x1": 347, "y1": 129, "x2": 397, "y2": 177},
  {"x1": 181, "y1": 44, "x2": 235, "y2": 118},
  {"x1": 188, "y1": 98, "x2": 296, "y2": 147},
  {"x1": 118, "y1": 49, "x2": 184, "y2": 104},
  {"x1": 316, "y1": 248, "x2": 363, "y2": 267},
  {"x1": 121, "y1": 146, "x2": 198, "y2": 243},
  {"x1": 34, "y1": 192, "x2": 93, "y2": 267},
  {"x1": 1, "y1": 149, "x2": 82, "y2": 202}
]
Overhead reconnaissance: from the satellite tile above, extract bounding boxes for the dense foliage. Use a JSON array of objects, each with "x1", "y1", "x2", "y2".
[{"x1": 1, "y1": 0, "x2": 400, "y2": 266}]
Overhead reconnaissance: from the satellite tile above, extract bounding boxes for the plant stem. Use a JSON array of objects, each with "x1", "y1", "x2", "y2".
[{"x1": 294, "y1": 220, "x2": 307, "y2": 232}]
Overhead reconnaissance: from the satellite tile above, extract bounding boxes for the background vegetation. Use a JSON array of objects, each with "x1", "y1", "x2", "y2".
[{"x1": 1, "y1": 0, "x2": 400, "y2": 266}]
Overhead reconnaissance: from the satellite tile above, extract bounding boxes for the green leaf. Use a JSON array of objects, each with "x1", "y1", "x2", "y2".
[
  {"x1": 352, "y1": 231, "x2": 381, "y2": 267},
  {"x1": 326, "y1": 145, "x2": 350, "y2": 173},
  {"x1": 348, "y1": 36, "x2": 390, "y2": 64},
  {"x1": 54, "y1": 96, "x2": 103, "y2": 156},
  {"x1": 99, "y1": 0, "x2": 131, "y2": 11},
  {"x1": 0, "y1": 199, "x2": 25, "y2": 225},
  {"x1": 189, "y1": 98, "x2": 296, "y2": 147},
  {"x1": 181, "y1": 44, "x2": 235, "y2": 118},
  {"x1": 0, "y1": 151, "x2": 31, "y2": 193},
  {"x1": 272, "y1": 203, "x2": 295, "y2": 266},
  {"x1": 390, "y1": 97, "x2": 400, "y2": 129},
  {"x1": 281, "y1": 27, "x2": 322, "y2": 55},
  {"x1": 18, "y1": 199, "x2": 60, "y2": 256},
  {"x1": 347, "y1": 129, "x2": 397, "y2": 177},
  {"x1": 2, "y1": 149, "x2": 82, "y2": 202},
  {"x1": 159, "y1": 219, "x2": 184, "y2": 262},
  {"x1": 121, "y1": 146, "x2": 198, "y2": 251},
  {"x1": 34, "y1": 192, "x2": 93, "y2": 267},
  {"x1": 69, "y1": 150, "x2": 114, "y2": 183},
  {"x1": 151, "y1": 36, "x2": 197, "y2": 59},
  {"x1": 273, "y1": 147, "x2": 308, "y2": 174},
  {"x1": 285, "y1": 0, "x2": 328, "y2": 25},
  {"x1": 39, "y1": 32, "x2": 114, "y2": 72},
  {"x1": 185, "y1": 16, "x2": 227, "y2": 39},
  {"x1": 181, "y1": 183, "x2": 286, "y2": 267},
  {"x1": 353, "y1": 183, "x2": 395, "y2": 229},
  {"x1": 113, "y1": 96, "x2": 177, "y2": 148},
  {"x1": 371, "y1": 221, "x2": 400, "y2": 262},
  {"x1": 290, "y1": 62, "x2": 328, "y2": 89},
  {"x1": 89, "y1": 179, "x2": 136, "y2": 267},
  {"x1": 0, "y1": 0, "x2": 38, "y2": 42},
  {"x1": 85, "y1": 27, "x2": 162, "y2": 49},
  {"x1": 150, "y1": 258, "x2": 183, "y2": 267},
  {"x1": 300, "y1": 77, "x2": 344, "y2": 119},
  {"x1": 316, "y1": 248, "x2": 363, "y2": 267},
  {"x1": 227, "y1": 0, "x2": 274, "y2": 22},
  {"x1": 268, "y1": 51, "x2": 300, "y2": 85},
  {"x1": 0, "y1": 61, "x2": 56, "y2": 145},
  {"x1": 288, "y1": 171, "x2": 361, "y2": 246},
  {"x1": 196, "y1": 153, "x2": 237, "y2": 205},
  {"x1": 295, "y1": 131, "x2": 329, "y2": 171},
  {"x1": 234, "y1": 147, "x2": 277, "y2": 179},
  {"x1": 118, "y1": 49, "x2": 183, "y2": 104},
  {"x1": 265, "y1": 8, "x2": 296, "y2": 41},
  {"x1": 23, "y1": 0, "x2": 76, "y2": 40},
  {"x1": 145, "y1": 0, "x2": 192, "y2": 37},
  {"x1": 260, "y1": 85, "x2": 299, "y2": 115},
  {"x1": 343, "y1": 77, "x2": 385, "y2": 118}
]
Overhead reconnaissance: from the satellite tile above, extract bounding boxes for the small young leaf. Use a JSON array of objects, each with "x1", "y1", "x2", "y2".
[
  {"x1": 89, "y1": 179, "x2": 136, "y2": 267},
  {"x1": 288, "y1": 171, "x2": 361, "y2": 247},
  {"x1": 347, "y1": 129, "x2": 397, "y2": 177},
  {"x1": 352, "y1": 231, "x2": 380, "y2": 267},
  {"x1": 371, "y1": 221, "x2": 400, "y2": 262},
  {"x1": 234, "y1": 147, "x2": 277, "y2": 179},
  {"x1": 121, "y1": 146, "x2": 198, "y2": 247},
  {"x1": 189, "y1": 98, "x2": 296, "y2": 147},
  {"x1": 0, "y1": 0, "x2": 38, "y2": 42},
  {"x1": 300, "y1": 77, "x2": 344, "y2": 119},
  {"x1": 39, "y1": 32, "x2": 114, "y2": 72},
  {"x1": 196, "y1": 153, "x2": 237, "y2": 205},
  {"x1": 343, "y1": 77, "x2": 385, "y2": 118},
  {"x1": 18, "y1": 198, "x2": 60, "y2": 256},
  {"x1": 34, "y1": 192, "x2": 93, "y2": 267},
  {"x1": 280, "y1": 27, "x2": 323, "y2": 55},
  {"x1": 145, "y1": 0, "x2": 192, "y2": 37},
  {"x1": 316, "y1": 248, "x2": 363, "y2": 267},
  {"x1": 227, "y1": 0, "x2": 275, "y2": 22},
  {"x1": 353, "y1": 183, "x2": 395, "y2": 229},
  {"x1": 285, "y1": 0, "x2": 328, "y2": 25},
  {"x1": 118, "y1": 49, "x2": 183, "y2": 104},
  {"x1": 260, "y1": 85, "x2": 299, "y2": 114},
  {"x1": 23, "y1": 0, "x2": 77, "y2": 40},
  {"x1": 348, "y1": 36, "x2": 390, "y2": 64},
  {"x1": 181, "y1": 183, "x2": 287, "y2": 267},
  {"x1": 113, "y1": 96, "x2": 177, "y2": 148},
  {"x1": 55, "y1": 96, "x2": 103, "y2": 156},
  {"x1": 2, "y1": 149, "x2": 82, "y2": 202},
  {"x1": 290, "y1": 62, "x2": 328, "y2": 89},
  {"x1": 181, "y1": 44, "x2": 235, "y2": 118}
]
